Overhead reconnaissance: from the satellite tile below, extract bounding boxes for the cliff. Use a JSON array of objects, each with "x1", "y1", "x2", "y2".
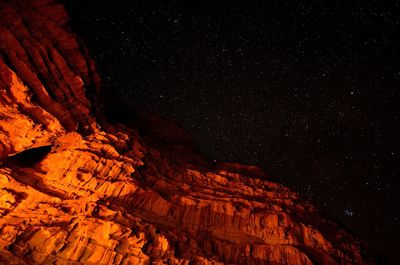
[{"x1": 0, "y1": 0, "x2": 383, "y2": 264}]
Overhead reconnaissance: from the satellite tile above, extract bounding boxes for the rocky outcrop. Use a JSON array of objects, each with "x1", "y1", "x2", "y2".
[{"x1": 0, "y1": 0, "x2": 383, "y2": 264}]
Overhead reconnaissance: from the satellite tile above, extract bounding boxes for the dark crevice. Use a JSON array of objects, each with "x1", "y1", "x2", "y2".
[{"x1": 7, "y1": 145, "x2": 52, "y2": 168}]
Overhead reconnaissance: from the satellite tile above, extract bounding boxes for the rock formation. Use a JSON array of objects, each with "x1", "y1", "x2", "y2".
[{"x1": 0, "y1": 0, "x2": 385, "y2": 264}]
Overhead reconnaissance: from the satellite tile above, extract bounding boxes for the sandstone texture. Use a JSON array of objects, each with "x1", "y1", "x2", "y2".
[{"x1": 0, "y1": 0, "x2": 384, "y2": 264}]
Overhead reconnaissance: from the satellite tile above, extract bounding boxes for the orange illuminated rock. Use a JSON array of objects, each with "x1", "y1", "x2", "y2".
[{"x1": 0, "y1": 0, "x2": 385, "y2": 264}]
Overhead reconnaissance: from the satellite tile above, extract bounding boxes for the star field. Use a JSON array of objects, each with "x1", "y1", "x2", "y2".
[{"x1": 66, "y1": 1, "x2": 400, "y2": 263}]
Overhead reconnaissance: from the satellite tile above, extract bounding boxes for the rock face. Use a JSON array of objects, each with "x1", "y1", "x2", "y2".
[{"x1": 0, "y1": 1, "x2": 384, "y2": 264}]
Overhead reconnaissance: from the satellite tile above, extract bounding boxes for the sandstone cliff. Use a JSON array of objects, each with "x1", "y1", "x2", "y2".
[{"x1": 0, "y1": 0, "x2": 384, "y2": 264}]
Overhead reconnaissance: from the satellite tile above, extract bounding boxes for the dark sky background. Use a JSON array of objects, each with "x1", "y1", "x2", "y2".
[{"x1": 65, "y1": 1, "x2": 399, "y2": 263}]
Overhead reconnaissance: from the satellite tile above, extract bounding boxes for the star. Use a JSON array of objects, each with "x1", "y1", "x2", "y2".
[{"x1": 344, "y1": 209, "x2": 354, "y2": 217}]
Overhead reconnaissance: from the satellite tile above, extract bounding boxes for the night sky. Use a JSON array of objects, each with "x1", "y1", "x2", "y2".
[{"x1": 66, "y1": 1, "x2": 399, "y2": 263}]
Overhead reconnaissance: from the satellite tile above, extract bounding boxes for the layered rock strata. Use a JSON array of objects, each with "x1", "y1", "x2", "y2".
[{"x1": 0, "y1": 0, "x2": 383, "y2": 264}]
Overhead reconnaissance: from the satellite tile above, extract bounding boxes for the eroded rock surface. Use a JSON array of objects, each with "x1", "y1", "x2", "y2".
[{"x1": 0, "y1": 0, "x2": 383, "y2": 264}]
